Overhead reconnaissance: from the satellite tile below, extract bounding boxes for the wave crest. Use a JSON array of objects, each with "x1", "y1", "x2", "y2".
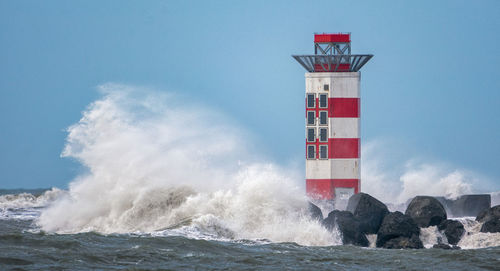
[{"x1": 37, "y1": 84, "x2": 338, "y2": 246}]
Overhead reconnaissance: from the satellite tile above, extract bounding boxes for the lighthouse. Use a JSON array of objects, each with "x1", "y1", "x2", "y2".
[{"x1": 292, "y1": 33, "x2": 372, "y2": 207}]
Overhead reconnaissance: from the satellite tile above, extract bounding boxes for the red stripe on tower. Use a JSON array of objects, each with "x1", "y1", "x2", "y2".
[
  {"x1": 329, "y1": 98, "x2": 359, "y2": 118},
  {"x1": 329, "y1": 138, "x2": 360, "y2": 158}
]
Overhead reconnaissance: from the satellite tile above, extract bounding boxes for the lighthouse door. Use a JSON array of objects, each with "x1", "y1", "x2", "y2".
[{"x1": 334, "y1": 187, "x2": 354, "y2": 210}]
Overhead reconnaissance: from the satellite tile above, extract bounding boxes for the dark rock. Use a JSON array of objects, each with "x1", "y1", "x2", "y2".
[
  {"x1": 376, "y1": 211, "x2": 421, "y2": 248},
  {"x1": 405, "y1": 196, "x2": 447, "y2": 227},
  {"x1": 476, "y1": 205, "x2": 500, "y2": 222},
  {"x1": 433, "y1": 243, "x2": 452, "y2": 249},
  {"x1": 481, "y1": 219, "x2": 500, "y2": 233},
  {"x1": 433, "y1": 243, "x2": 461, "y2": 250},
  {"x1": 308, "y1": 202, "x2": 323, "y2": 221},
  {"x1": 436, "y1": 194, "x2": 491, "y2": 217},
  {"x1": 383, "y1": 235, "x2": 423, "y2": 249},
  {"x1": 346, "y1": 193, "x2": 389, "y2": 234},
  {"x1": 438, "y1": 219, "x2": 465, "y2": 245},
  {"x1": 476, "y1": 205, "x2": 500, "y2": 233},
  {"x1": 451, "y1": 194, "x2": 491, "y2": 217},
  {"x1": 323, "y1": 210, "x2": 369, "y2": 247}
]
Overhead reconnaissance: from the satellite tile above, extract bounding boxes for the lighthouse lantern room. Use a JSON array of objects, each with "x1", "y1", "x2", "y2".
[{"x1": 292, "y1": 33, "x2": 372, "y2": 208}]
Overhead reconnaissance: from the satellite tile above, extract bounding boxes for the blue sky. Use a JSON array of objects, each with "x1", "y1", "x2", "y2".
[{"x1": 1, "y1": 0, "x2": 499, "y2": 189}]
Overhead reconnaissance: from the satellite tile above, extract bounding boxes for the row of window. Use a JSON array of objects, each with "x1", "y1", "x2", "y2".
[
  {"x1": 307, "y1": 87, "x2": 329, "y2": 160},
  {"x1": 307, "y1": 93, "x2": 328, "y2": 109},
  {"x1": 307, "y1": 111, "x2": 328, "y2": 126},
  {"x1": 307, "y1": 127, "x2": 328, "y2": 142},
  {"x1": 307, "y1": 145, "x2": 328, "y2": 159}
]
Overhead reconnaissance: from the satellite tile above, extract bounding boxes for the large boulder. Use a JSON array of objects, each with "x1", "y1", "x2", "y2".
[
  {"x1": 308, "y1": 202, "x2": 323, "y2": 221},
  {"x1": 450, "y1": 194, "x2": 491, "y2": 217},
  {"x1": 346, "y1": 193, "x2": 389, "y2": 234},
  {"x1": 323, "y1": 210, "x2": 369, "y2": 247},
  {"x1": 376, "y1": 211, "x2": 423, "y2": 249},
  {"x1": 476, "y1": 205, "x2": 500, "y2": 233},
  {"x1": 405, "y1": 196, "x2": 447, "y2": 227},
  {"x1": 481, "y1": 220, "x2": 500, "y2": 233},
  {"x1": 438, "y1": 219, "x2": 465, "y2": 245},
  {"x1": 476, "y1": 205, "x2": 500, "y2": 222}
]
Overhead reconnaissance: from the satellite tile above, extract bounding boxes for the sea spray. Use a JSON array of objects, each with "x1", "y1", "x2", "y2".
[
  {"x1": 361, "y1": 140, "x2": 480, "y2": 204},
  {"x1": 37, "y1": 84, "x2": 339, "y2": 246},
  {"x1": 0, "y1": 188, "x2": 63, "y2": 209},
  {"x1": 0, "y1": 188, "x2": 65, "y2": 220},
  {"x1": 35, "y1": 83, "x2": 498, "y2": 248}
]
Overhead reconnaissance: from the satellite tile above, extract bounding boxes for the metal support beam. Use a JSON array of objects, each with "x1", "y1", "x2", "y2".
[{"x1": 291, "y1": 55, "x2": 373, "y2": 72}]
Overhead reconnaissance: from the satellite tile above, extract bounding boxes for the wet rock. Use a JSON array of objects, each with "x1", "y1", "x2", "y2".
[
  {"x1": 481, "y1": 220, "x2": 500, "y2": 233},
  {"x1": 308, "y1": 202, "x2": 323, "y2": 221},
  {"x1": 405, "y1": 196, "x2": 447, "y2": 227},
  {"x1": 476, "y1": 205, "x2": 500, "y2": 233},
  {"x1": 438, "y1": 219, "x2": 465, "y2": 245},
  {"x1": 451, "y1": 194, "x2": 491, "y2": 217},
  {"x1": 323, "y1": 210, "x2": 369, "y2": 247},
  {"x1": 433, "y1": 243, "x2": 452, "y2": 249},
  {"x1": 376, "y1": 211, "x2": 422, "y2": 249},
  {"x1": 476, "y1": 205, "x2": 500, "y2": 222},
  {"x1": 346, "y1": 193, "x2": 389, "y2": 234},
  {"x1": 382, "y1": 235, "x2": 423, "y2": 249},
  {"x1": 433, "y1": 244, "x2": 461, "y2": 250},
  {"x1": 436, "y1": 194, "x2": 491, "y2": 217}
]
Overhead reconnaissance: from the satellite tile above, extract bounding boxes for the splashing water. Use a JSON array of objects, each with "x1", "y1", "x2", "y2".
[
  {"x1": 361, "y1": 140, "x2": 485, "y2": 204},
  {"x1": 37, "y1": 84, "x2": 338, "y2": 246},
  {"x1": 33, "y1": 83, "x2": 498, "y2": 248}
]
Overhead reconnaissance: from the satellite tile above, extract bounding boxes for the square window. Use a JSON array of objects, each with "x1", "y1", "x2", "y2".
[
  {"x1": 307, "y1": 145, "x2": 316, "y2": 159},
  {"x1": 307, "y1": 94, "x2": 315, "y2": 108},
  {"x1": 319, "y1": 94, "x2": 328, "y2": 108},
  {"x1": 320, "y1": 145, "x2": 328, "y2": 159},
  {"x1": 324, "y1": 84, "x2": 329, "y2": 91},
  {"x1": 319, "y1": 111, "x2": 328, "y2": 125},
  {"x1": 307, "y1": 111, "x2": 315, "y2": 125},
  {"x1": 319, "y1": 128, "x2": 328, "y2": 142},
  {"x1": 307, "y1": 128, "x2": 316, "y2": 142}
]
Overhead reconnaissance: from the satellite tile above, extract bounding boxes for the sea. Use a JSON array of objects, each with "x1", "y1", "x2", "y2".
[
  {"x1": 1, "y1": 188, "x2": 499, "y2": 271},
  {"x1": 2, "y1": 86, "x2": 499, "y2": 270}
]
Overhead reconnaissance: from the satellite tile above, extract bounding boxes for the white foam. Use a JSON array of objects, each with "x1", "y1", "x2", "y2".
[
  {"x1": 491, "y1": 191, "x2": 500, "y2": 206},
  {"x1": 0, "y1": 188, "x2": 65, "y2": 220},
  {"x1": 420, "y1": 226, "x2": 447, "y2": 248},
  {"x1": 0, "y1": 188, "x2": 63, "y2": 209},
  {"x1": 37, "y1": 84, "x2": 340, "y2": 246},
  {"x1": 453, "y1": 217, "x2": 500, "y2": 249},
  {"x1": 33, "y1": 83, "x2": 499, "y2": 248},
  {"x1": 366, "y1": 234, "x2": 377, "y2": 248}
]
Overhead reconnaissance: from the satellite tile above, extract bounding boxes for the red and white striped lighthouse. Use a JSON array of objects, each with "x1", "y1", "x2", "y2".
[{"x1": 293, "y1": 33, "x2": 372, "y2": 207}]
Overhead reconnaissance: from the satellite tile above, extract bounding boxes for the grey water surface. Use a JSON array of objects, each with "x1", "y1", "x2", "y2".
[{"x1": 0, "y1": 190, "x2": 498, "y2": 271}]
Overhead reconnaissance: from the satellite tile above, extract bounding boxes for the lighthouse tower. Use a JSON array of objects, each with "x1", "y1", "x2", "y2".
[{"x1": 292, "y1": 33, "x2": 372, "y2": 207}]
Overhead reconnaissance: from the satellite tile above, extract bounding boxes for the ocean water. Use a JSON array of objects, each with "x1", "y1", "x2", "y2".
[
  {"x1": 1, "y1": 189, "x2": 500, "y2": 271},
  {"x1": 1, "y1": 85, "x2": 499, "y2": 270}
]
